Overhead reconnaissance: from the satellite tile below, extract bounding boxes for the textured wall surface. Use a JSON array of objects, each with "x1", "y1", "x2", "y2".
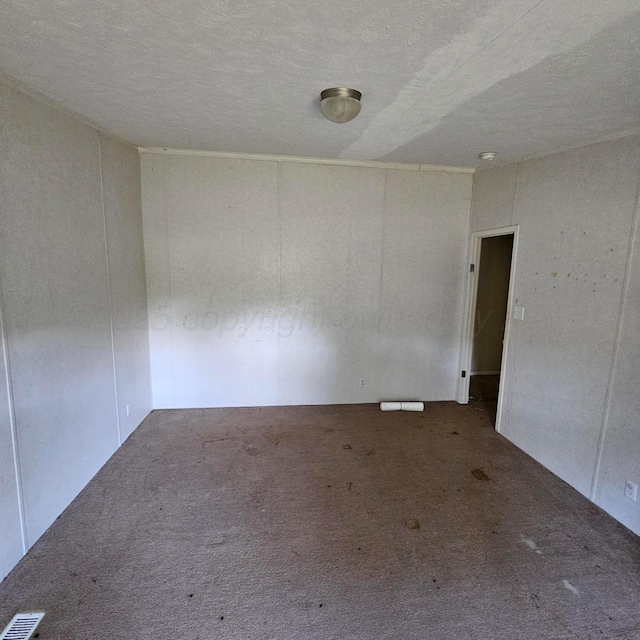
[
  {"x1": 470, "y1": 135, "x2": 640, "y2": 534},
  {"x1": 100, "y1": 135, "x2": 152, "y2": 439},
  {"x1": 378, "y1": 170, "x2": 470, "y2": 399},
  {"x1": 277, "y1": 163, "x2": 385, "y2": 406},
  {"x1": 0, "y1": 80, "x2": 151, "y2": 581},
  {"x1": 142, "y1": 153, "x2": 472, "y2": 408},
  {"x1": 0, "y1": 310, "x2": 23, "y2": 580},
  {"x1": 594, "y1": 203, "x2": 640, "y2": 534}
]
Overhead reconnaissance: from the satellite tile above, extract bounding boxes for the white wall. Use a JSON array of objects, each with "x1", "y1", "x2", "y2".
[
  {"x1": 0, "y1": 307, "x2": 22, "y2": 581},
  {"x1": 593, "y1": 181, "x2": 640, "y2": 534},
  {"x1": 0, "y1": 80, "x2": 152, "y2": 581},
  {"x1": 1, "y1": 78, "x2": 636, "y2": 584},
  {"x1": 470, "y1": 135, "x2": 640, "y2": 535},
  {"x1": 141, "y1": 153, "x2": 472, "y2": 408},
  {"x1": 100, "y1": 135, "x2": 153, "y2": 439}
]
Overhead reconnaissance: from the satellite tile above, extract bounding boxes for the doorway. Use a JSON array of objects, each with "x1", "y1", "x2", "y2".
[{"x1": 458, "y1": 226, "x2": 518, "y2": 431}]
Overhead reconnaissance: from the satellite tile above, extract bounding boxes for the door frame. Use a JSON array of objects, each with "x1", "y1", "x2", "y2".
[{"x1": 457, "y1": 225, "x2": 519, "y2": 433}]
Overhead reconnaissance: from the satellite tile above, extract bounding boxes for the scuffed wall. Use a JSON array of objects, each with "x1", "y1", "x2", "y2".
[{"x1": 470, "y1": 135, "x2": 640, "y2": 535}]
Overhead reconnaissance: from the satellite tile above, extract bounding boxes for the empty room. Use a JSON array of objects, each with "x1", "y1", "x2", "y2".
[{"x1": 0, "y1": 1, "x2": 639, "y2": 638}]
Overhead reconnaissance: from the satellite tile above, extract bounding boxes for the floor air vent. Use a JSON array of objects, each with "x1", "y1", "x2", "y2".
[{"x1": 0, "y1": 613, "x2": 45, "y2": 640}]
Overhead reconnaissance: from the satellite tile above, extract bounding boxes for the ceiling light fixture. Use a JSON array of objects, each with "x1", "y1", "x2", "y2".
[
  {"x1": 479, "y1": 151, "x2": 497, "y2": 161},
  {"x1": 319, "y1": 88, "x2": 362, "y2": 123}
]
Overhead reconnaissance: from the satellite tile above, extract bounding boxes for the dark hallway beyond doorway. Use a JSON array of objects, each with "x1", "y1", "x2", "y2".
[{"x1": 470, "y1": 374, "x2": 500, "y2": 424}]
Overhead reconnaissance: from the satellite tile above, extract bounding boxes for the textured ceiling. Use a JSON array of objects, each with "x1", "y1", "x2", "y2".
[{"x1": 0, "y1": 0, "x2": 639, "y2": 167}]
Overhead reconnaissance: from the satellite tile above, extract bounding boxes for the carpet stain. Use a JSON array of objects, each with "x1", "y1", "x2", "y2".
[
  {"x1": 471, "y1": 468, "x2": 491, "y2": 481},
  {"x1": 342, "y1": 444, "x2": 352, "y2": 450},
  {"x1": 562, "y1": 579, "x2": 580, "y2": 596},
  {"x1": 2, "y1": 403, "x2": 639, "y2": 640},
  {"x1": 521, "y1": 536, "x2": 543, "y2": 554}
]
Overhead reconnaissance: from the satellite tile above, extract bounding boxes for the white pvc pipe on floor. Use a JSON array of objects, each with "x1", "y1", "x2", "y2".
[
  {"x1": 400, "y1": 402, "x2": 424, "y2": 412},
  {"x1": 380, "y1": 401, "x2": 424, "y2": 412}
]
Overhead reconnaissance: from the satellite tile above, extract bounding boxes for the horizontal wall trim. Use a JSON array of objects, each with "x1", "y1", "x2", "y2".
[
  {"x1": 138, "y1": 147, "x2": 476, "y2": 174},
  {"x1": 476, "y1": 129, "x2": 640, "y2": 172}
]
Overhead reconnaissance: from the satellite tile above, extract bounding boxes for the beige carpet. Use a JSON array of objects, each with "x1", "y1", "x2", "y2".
[{"x1": 1, "y1": 403, "x2": 639, "y2": 639}]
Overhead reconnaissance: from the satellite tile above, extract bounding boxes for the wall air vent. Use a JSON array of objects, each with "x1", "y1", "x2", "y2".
[{"x1": 0, "y1": 612, "x2": 45, "y2": 640}]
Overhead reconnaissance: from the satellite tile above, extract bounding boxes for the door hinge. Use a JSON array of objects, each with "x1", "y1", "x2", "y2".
[
  {"x1": 461, "y1": 370, "x2": 466, "y2": 378},
  {"x1": 470, "y1": 264, "x2": 475, "y2": 273}
]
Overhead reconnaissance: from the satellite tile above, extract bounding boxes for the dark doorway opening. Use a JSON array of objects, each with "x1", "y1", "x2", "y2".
[{"x1": 469, "y1": 234, "x2": 514, "y2": 424}]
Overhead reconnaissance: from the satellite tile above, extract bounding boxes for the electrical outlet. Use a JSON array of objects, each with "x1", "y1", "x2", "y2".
[
  {"x1": 513, "y1": 305, "x2": 525, "y2": 321},
  {"x1": 359, "y1": 379, "x2": 366, "y2": 387},
  {"x1": 126, "y1": 403, "x2": 132, "y2": 417},
  {"x1": 624, "y1": 480, "x2": 638, "y2": 502}
]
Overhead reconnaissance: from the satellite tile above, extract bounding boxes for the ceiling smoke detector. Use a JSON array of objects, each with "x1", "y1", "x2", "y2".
[
  {"x1": 319, "y1": 88, "x2": 362, "y2": 123},
  {"x1": 479, "y1": 151, "x2": 497, "y2": 161}
]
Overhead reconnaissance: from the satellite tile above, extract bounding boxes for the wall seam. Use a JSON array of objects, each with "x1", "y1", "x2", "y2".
[
  {"x1": 590, "y1": 158, "x2": 640, "y2": 501},
  {"x1": 503, "y1": 162, "x2": 521, "y2": 429},
  {"x1": 276, "y1": 162, "x2": 282, "y2": 405},
  {"x1": 511, "y1": 162, "x2": 521, "y2": 226},
  {"x1": 375, "y1": 171, "x2": 389, "y2": 401},
  {"x1": 97, "y1": 134, "x2": 123, "y2": 446},
  {"x1": 137, "y1": 152, "x2": 154, "y2": 412},
  {"x1": 162, "y1": 156, "x2": 175, "y2": 408},
  {"x1": 458, "y1": 174, "x2": 475, "y2": 399},
  {"x1": 0, "y1": 270, "x2": 28, "y2": 553}
]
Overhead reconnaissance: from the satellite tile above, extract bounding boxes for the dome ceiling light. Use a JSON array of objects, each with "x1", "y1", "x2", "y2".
[
  {"x1": 319, "y1": 87, "x2": 362, "y2": 123},
  {"x1": 479, "y1": 151, "x2": 497, "y2": 161}
]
